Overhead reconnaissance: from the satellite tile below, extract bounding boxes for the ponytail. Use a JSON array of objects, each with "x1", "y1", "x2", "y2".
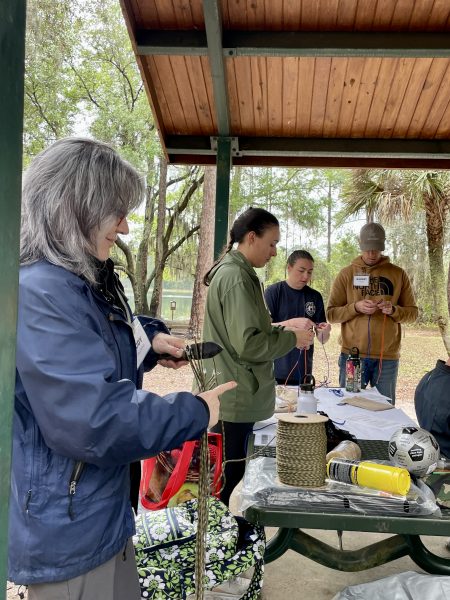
[
  {"x1": 203, "y1": 237, "x2": 234, "y2": 286},
  {"x1": 202, "y1": 207, "x2": 278, "y2": 286}
]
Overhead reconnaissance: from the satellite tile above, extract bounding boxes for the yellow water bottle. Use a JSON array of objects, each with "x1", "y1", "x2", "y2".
[{"x1": 327, "y1": 458, "x2": 411, "y2": 496}]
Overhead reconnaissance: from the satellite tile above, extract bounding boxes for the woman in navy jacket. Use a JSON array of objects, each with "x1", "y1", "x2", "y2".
[{"x1": 9, "y1": 137, "x2": 235, "y2": 600}]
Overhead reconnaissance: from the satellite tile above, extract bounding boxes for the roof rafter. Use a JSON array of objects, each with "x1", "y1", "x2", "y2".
[
  {"x1": 136, "y1": 30, "x2": 450, "y2": 59},
  {"x1": 202, "y1": 0, "x2": 229, "y2": 136}
]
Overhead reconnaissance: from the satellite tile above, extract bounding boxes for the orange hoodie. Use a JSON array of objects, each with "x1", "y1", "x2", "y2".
[{"x1": 326, "y1": 255, "x2": 418, "y2": 360}]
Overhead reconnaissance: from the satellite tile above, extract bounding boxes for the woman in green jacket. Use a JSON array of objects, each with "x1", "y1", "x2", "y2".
[{"x1": 203, "y1": 207, "x2": 314, "y2": 505}]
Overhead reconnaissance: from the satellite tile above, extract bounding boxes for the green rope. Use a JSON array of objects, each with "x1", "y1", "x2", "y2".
[{"x1": 277, "y1": 420, "x2": 327, "y2": 487}]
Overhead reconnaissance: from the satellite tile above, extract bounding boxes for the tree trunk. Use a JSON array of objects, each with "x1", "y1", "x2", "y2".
[
  {"x1": 448, "y1": 260, "x2": 450, "y2": 319},
  {"x1": 424, "y1": 193, "x2": 450, "y2": 355},
  {"x1": 149, "y1": 157, "x2": 167, "y2": 317},
  {"x1": 189, "y1": 166, "x2": 216, "y2": 338},
  {"x1": 326, "y1": 190, "x2": 331, "y2": 262},
  {"x1": 366, "y1": 206, "x2": 374, "y2": 222},
  {"x1": 134, "y1": 171, "x2": 156, "y2": 314}
]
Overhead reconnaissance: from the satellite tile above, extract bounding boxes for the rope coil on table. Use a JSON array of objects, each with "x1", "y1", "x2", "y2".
[{"x1": 276, "y1": 414, "x2": 329, "y2": 487}]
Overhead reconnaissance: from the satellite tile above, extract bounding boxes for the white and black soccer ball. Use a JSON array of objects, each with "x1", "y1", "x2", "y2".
[{"x1": 388, "y1": 427, "x2": 440, "y2": 477}]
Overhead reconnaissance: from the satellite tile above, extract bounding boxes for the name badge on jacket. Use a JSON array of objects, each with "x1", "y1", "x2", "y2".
[
  {"x1": 354, "y1": 275, "x2": 370, "y2": 287},
  {"x1": 132, "y1": 318, "x2": 151, "y2": 368}
]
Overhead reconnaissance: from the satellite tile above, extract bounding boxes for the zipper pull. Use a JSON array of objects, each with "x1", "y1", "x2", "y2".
[
  {"x1": 25, "y1": 489, "x2": 32, "y2": 513},
  {"x1": 68, "y1": 461, "x2": 85, "y2": 520}
]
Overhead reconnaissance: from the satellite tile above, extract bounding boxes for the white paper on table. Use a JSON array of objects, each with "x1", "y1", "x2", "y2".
[
  {"x1": 253, "y1": 387, "x2": 417, "y2": 444},
  {"x1": 314, "y1": 386, "x2": 417, "y2": 441}
]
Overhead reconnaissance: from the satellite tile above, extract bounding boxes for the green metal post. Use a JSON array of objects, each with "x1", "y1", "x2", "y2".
[
  {"x1": 0, "y1": 0, "x2": 26, "y2": 594},
  {"x1": 214, "y1": 137, "x2": 232, "y2": 259}
]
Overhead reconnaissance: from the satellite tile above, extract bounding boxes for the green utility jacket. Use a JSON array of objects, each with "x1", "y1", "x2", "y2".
[{"x1": 203, "y1": 250, "x2": 296, "y2": 422}]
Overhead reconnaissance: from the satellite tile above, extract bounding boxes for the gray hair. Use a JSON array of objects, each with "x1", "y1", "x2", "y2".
[{"x1": 20, "y1": 137, "x2": 144, "y2": 283}]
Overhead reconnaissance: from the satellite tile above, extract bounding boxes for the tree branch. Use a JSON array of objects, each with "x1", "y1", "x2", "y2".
[
  {"x1": 100, "y1": 56, "x2": 138, "y2": 110},
  {"x1": 163, "y1": 172, "x2": 205, "y2": 246},
  {"x1": 163, "y1": 225, "x2": 200, "y2": 261},
  {"x1": 144, "y1": 225, "x2": 200, "y2": 293},
  {"x1": 115, "y1": 237, "x2": 135, "y2": 273},
  {"x1": 113, "y1": 263, "x2": 135, "y2": 281},
  {"x1": 68, "y1": 62, "x2": 102, "y2": 109},
  {"x1": 25, "y1": 85, "x2": 59, "y2": 136},
  {"x1": 167, "y1": 172, "x2": 190, "y2": 189}
]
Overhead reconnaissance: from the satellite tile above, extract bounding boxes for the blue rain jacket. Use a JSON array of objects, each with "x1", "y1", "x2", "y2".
[{"x1": 8, "y1": 260, "x2": 209, "y2": 584}]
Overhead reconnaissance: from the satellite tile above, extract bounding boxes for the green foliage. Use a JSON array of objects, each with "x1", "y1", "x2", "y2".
[
  {"x1": 25, "y1": 0, "x2": 160, "y2": 174},
  {"x1": 329, "y1": 232, "x2": 360, "y2": 269},
  {"x1": 24, "y1": 0, "x2": 206, "y2": 314},
  {"x1": 230, "y1": 167, "x2": 328, "y2": 236},
  {"x1": 24, "y1": 0, "x2": 81, "y2": 164},
  {"x1": 73, "y1": 0, "x2": 160, "y2": 177}
]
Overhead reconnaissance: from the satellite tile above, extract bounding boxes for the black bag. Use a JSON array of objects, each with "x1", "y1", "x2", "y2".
[{"x1": 318, "y1": 410, "x2": 357, "y2": 453}]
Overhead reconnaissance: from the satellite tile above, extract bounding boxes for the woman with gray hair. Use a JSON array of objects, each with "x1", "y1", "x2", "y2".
[{"x1": 9, "y1": 137, "x2": 235, "y2": 600}]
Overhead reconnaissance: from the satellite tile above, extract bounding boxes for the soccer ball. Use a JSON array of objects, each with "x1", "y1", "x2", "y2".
[{"x1": 388, "y1": 427, "x2": 440, "y2": 477}]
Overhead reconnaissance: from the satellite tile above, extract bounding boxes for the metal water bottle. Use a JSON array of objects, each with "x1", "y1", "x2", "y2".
[
  {"x1": 296, "y1": 374, "x2": 317, "y2": 414},
  {"x1": 345, "y1": 346, "x2": 361, "y2": 393}
]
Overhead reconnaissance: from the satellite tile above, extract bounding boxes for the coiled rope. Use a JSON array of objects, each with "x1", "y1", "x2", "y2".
[{"x1": 276, "y1": 414, "x2": 328, "y2": 487}]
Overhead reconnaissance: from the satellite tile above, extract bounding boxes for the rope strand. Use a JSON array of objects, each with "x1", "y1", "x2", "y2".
[{"x1": 376, "y1": 312, "x2": 387, "y2": 385}]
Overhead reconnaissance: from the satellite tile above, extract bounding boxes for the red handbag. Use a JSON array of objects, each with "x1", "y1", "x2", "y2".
[{"x1": 140, "y1": 432, "x2": 223, "y2": 510}]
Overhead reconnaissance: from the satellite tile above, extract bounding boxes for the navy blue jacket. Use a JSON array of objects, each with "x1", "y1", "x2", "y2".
[
  {"x1": 8, "y1": 260, "x2": 209, "y2": 584},
  {"x1": 415, "y1": 359, "x2": 450, "y2": 459},
  {"x1": 264, "y1": 281, "x2": 326, "y2": 384}
]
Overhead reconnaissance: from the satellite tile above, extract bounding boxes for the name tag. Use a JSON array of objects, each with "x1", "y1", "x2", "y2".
[
  {"x1": 132, "y1": 318, "x2": 151, "y2": 368},
  {"x1": 354, "y1": 275, "x2": 370, "y2": 287}
]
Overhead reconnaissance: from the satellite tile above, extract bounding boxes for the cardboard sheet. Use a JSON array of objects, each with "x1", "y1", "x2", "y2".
[{"x1": 341, "y1": 396, "x2": 394, "y2": 411}]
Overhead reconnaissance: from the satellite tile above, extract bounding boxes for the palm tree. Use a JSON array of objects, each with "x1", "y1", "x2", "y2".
[{"x1": 339, "y1": 169, "x2": 450, "y2": 355}]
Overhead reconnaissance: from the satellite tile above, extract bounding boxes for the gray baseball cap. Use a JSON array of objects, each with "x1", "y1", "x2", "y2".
[{"x1": 359, "y1": 222, "x2": 385, "y2": 251}]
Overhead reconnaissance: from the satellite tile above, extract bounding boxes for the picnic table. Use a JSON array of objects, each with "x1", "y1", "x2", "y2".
[{"x1": 243, "y1": 388, "x2": 450, "y2": 574}]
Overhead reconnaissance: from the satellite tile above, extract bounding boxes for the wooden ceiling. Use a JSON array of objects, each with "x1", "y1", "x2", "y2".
[{"x1": 120, "y1": 0, "x2": 450, "y2": 168}]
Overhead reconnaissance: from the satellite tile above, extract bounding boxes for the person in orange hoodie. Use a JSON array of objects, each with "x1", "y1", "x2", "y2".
[{"x1": 327, "y1": 223, "x2": 418, "y2": 404}]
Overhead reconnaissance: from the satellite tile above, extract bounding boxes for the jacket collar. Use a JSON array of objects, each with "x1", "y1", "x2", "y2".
[{"x1": 209, "y1": 249, "x2": 260, "y2": 284}]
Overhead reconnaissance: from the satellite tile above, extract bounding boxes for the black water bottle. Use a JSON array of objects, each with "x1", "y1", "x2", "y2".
[{"x1": 345, "y1": 346, "x2": 361, "y2": 393}]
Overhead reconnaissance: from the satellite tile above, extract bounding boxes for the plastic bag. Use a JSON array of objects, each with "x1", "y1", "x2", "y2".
[
  {"x1": 326, "y1": 440, "x2": 362, "y2": 462},
  {"x1": 238, "y1": 457, "x2": 439, "y2": 517},
  {"x1": 140, "y1": 432, "x2": 222, "y2": 510},
  {"x1": 332, "y1": 571, "x2": 450, "y2": 600}
]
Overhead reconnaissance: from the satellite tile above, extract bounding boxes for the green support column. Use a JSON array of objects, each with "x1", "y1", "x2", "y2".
[
  {"x1": 0, "y1": 0, "x2": 26, "y2": 593},
  {"x1": 214, "y1": 137, "x2": 232, "y2": 259}
]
